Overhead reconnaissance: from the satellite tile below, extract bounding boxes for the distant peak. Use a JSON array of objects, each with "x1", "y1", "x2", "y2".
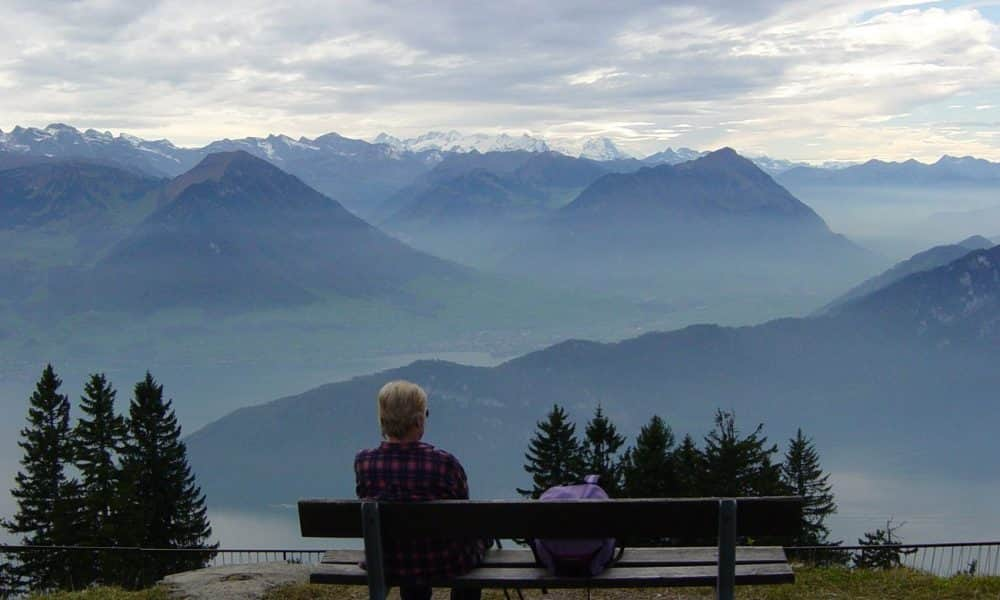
[
  {"x1": 679, "y1": 147, "x2": 775, "y2": 180},
  {"x1": 579, "y1": 137, "x2": 631, "y2": 161},
  {"x1": 709, "y1": 147, "x2": 739, "y2": 158},
  {"x1": 196, "y1": 149, "x2": 260, "y2": 168},
  {"x1": 166, "y1": 150, "x2": 277, "y2": 200},
  {"x1": 958, "y1": 235, "x2": 994, "y2": 250},
  {"x1": 695, "y1": 147, "x2": 750, "y2": 166},
  {"x1": 44, "y1": 123, "x2": 78, "y2": 133}
]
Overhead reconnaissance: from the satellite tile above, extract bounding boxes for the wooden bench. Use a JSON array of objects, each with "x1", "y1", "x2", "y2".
[{"x1": 298, "y1": 496, "x2": 802, "y2": 600}]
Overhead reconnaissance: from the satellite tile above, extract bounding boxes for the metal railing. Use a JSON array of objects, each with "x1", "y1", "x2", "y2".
[
  {"x1": 786, "y1": 541, "x2": 1000, "y2": 577},
  {"x1": 4, "y1": 541, "x2": 1000, "y2": 597}
]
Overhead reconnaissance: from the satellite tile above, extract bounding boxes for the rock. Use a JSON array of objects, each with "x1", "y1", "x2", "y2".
[{"x1": 160, "y1": 561, "x2": 313, "y2": 599}]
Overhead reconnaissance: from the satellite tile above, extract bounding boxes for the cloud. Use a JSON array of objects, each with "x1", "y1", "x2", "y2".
[{"x1": 1, "y1": 0, "x2": 999, "y2": 160}]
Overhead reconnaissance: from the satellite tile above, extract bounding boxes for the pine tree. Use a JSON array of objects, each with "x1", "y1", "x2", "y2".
[
  {"x1": 782, "y1": 429, "x2": 837, "y2": 546},
  {"x1": 0, "y1": 555, "x2": 17, "y2": 598},
  {"x1": 73, "y1": 373, "x2": 127, "y2": 584},
  {"x1": 622, "y1": 415, "x2": 676, "y2": 498},
  {"x1": 672, "y1": 434, "x2": 704, "y2": 497},
  {"x1": 701, "y1": 410, "x2": 785, "y2": 497},
  {"x1": 119, "y1": 373, "x2": 215, "y2": 586},
  {"x1": 1, "y1": 365, "x2": 85, "y2": 591},
  {"x1": 581, "y1": 405, "x2": 627, "y2": 495},
  {"x1": 854, "y1": 519, "x2": 915, "y2": 569},
  {"x1": 518, "y1": 405, "x2": 584, "y2": 498}
]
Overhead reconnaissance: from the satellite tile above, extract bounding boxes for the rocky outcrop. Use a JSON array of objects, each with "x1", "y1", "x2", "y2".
[{"x1": 160, "y1": 562, "x2": 312, "y2": 599}]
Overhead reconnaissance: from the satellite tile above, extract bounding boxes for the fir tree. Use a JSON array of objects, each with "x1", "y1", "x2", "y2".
[
  {"x1": 622, "y1": 415, "x2": 676, "y2": 498},
  {"x1": 119, "y1": 373, "x2": 215, "y2": 585},
  {"x1": 1, "y1": 365, "x2": 85, "y2": 591},
  {"x1": 73, "y1": 373, "x2": 127, "y2": 584},
  {"x1": 701, "y1": 410, "x2": 785, "y2": 497},
  {"x1": 854, "y1": 519, "x2": 915, "y2": 569},
  {"x1": 782, "y1": 429, "x2": 837, "y2": 546},
  {"x1": 672, "y1": 434, "x2": 704, "y2": 497},
  {"x1": 518, "y1": 404, "x2": 584, "y2": 498},
  {"x1": 0, "y1": 555, "x2": 17, "y2": 598},
  {"x1": 581, "y1": 405, "x2": 626, "y2": 495}
]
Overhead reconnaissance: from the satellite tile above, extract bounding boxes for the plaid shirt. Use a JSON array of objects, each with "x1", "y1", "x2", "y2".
[{"x1": 354, "y1": 441, "x2": 487, "y2": 578}]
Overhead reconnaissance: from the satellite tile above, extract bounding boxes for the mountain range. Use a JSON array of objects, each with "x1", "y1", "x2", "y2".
[
  {"x1": 778, "y1": 155, "x2": 1000, "y2": 187},
  {"x1": 57, "y1": 151, "x2": 466, "y2": 313},
  {"x1": 185, "y1": 240, "x2": 1000, "y2": 508},
  {"x1": 375, "y1": 150, "x2": 628, "y2": 261},
  {"x1": 1, "y1": 124, "x2": 867, "y2": 220},
  {"x1": 0, "y1": 140, "x2": 883, "y2": 321},
  {"x1": 496, "y1": 148, "x2": 877, "y2": 300}
]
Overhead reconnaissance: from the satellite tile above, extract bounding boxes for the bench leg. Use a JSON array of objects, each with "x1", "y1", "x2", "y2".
[
  {"x1": 363, "y1": 501, "x2": 388, "y2": 600},
  {"x1": 717, "y1": 499, "x2": 736, "y2": 600}
]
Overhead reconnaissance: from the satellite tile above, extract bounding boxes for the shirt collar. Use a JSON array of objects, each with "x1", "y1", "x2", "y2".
[{"x1": 380, "y1": 440, "x2": 429, "y2": 449}]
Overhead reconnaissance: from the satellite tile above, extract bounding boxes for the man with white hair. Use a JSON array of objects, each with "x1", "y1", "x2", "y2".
[{"x1": 355, "y1": 380, "x2": 485, "y2": 600}]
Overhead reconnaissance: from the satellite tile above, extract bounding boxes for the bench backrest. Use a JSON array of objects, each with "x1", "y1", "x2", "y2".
[{"x1": 298, "y1": 497, "x2": 803, "y2": 540}]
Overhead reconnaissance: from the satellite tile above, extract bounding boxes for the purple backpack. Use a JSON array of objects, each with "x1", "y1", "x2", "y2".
[{"x1": 531, "y1": 475, "x2": 620, "y2": 577}]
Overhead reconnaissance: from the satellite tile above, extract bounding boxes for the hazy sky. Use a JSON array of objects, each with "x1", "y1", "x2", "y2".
[{"x1": 3, "y1": 0, "x2": 1000, "y2": 161}]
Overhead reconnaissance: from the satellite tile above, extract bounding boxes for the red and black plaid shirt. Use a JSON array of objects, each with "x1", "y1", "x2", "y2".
[{"x1": 354, "y1": 441, "x2": 487, "y2": 578}]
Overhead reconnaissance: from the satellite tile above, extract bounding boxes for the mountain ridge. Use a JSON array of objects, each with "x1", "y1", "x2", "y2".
[
  {"x1": 821, "y1": 236, "x2": 995, "y2": 314},
  {"x1": 779, "y1": 155, "x2": 1000, "y2": 186}
]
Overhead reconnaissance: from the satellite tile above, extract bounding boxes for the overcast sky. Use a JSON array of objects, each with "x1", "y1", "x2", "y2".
[{"x1": 2, "y1": 0, "x2": 1000, "y2": 161}]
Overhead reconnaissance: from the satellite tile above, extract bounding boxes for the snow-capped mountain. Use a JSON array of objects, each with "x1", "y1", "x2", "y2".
[
  {"x1": 200, "y1": 134, "x2": 321, "y2": 162},
  {"x1": 0, "y1": 124, "x2": 439, "y2": 217},
  {"x1": 0, "y1": 123, "x2": 190, "y2": 176},
  {"x1": 748, "y1": 155, "x2": 811, "y2": 175},
  {"x1": 643, "y1": 147, "x2": 705, "y2": 165},
  {"x1": 373, "y1": 131, "x2": 551, "y2": 154},
  {"x1": 579, "y1": 137, "x2": 632, "y2": 161}
]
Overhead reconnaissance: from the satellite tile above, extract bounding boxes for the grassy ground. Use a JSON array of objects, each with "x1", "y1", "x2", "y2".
[
  {"x1": 260, "y1": 568, "x2": 1000, "y2": 600},
  {"x1": 26, "y1": 568, "x2": 1000, "y2": 599}
]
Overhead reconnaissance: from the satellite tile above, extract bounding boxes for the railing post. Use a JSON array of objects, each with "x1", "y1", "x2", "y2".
[
  {"x1": 362, "y1": 501, "x2": 388, "y2": 600},
  {"x1": 717, "y1": 498, "x2": 737, "y2": 600}
]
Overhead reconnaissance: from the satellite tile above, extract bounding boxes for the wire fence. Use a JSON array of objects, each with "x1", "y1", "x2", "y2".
[
  {"x1": 3, "y1": 541, "x2": 1000, "y2": 597},
  {"x1": 787, "y1": 541, "x2": 1000, "y2": 577}
]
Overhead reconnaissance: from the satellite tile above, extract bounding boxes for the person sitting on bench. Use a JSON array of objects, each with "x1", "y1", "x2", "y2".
[{"x1": 355, "y1": 380, "x2": 486, "y2": 600}]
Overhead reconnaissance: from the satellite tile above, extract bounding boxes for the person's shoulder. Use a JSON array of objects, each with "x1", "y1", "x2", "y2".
[
  {"x1": 354, "y1": 446, "x2": 379, "y2": 463},
  {"x1": 422, "y1": 443, "x2": 465, "y2": 468}
]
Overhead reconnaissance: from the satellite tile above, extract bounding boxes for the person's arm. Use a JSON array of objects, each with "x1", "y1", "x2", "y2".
[
  {"x1": 447, "y1": 456, "x2": 471, "y2": 500},
  {"x1": 354, "y1": 452, "x2": 368, "y2": 499}
]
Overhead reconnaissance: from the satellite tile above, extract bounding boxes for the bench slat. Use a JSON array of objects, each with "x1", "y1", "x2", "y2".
[
  {"x1": 309, "y1": 562, "x2": 795, "y2": 588},
  {"x1": 321, "y1": 546, "x2": 789, "y2": 568},
  {"x1": 299, "y1": 497, "x2": 802, "y2": 539}
]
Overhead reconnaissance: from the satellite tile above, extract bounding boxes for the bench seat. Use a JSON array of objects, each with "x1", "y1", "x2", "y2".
[
  {"x1": 312, "y1": 562, "x2": 794, "y2": 588},
  {"x1": 320, "y1": 546, "x2": 790, "y2": 567},
  {"x1": 312, "y1": 547, "x2": 794, "y2": 587}
]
